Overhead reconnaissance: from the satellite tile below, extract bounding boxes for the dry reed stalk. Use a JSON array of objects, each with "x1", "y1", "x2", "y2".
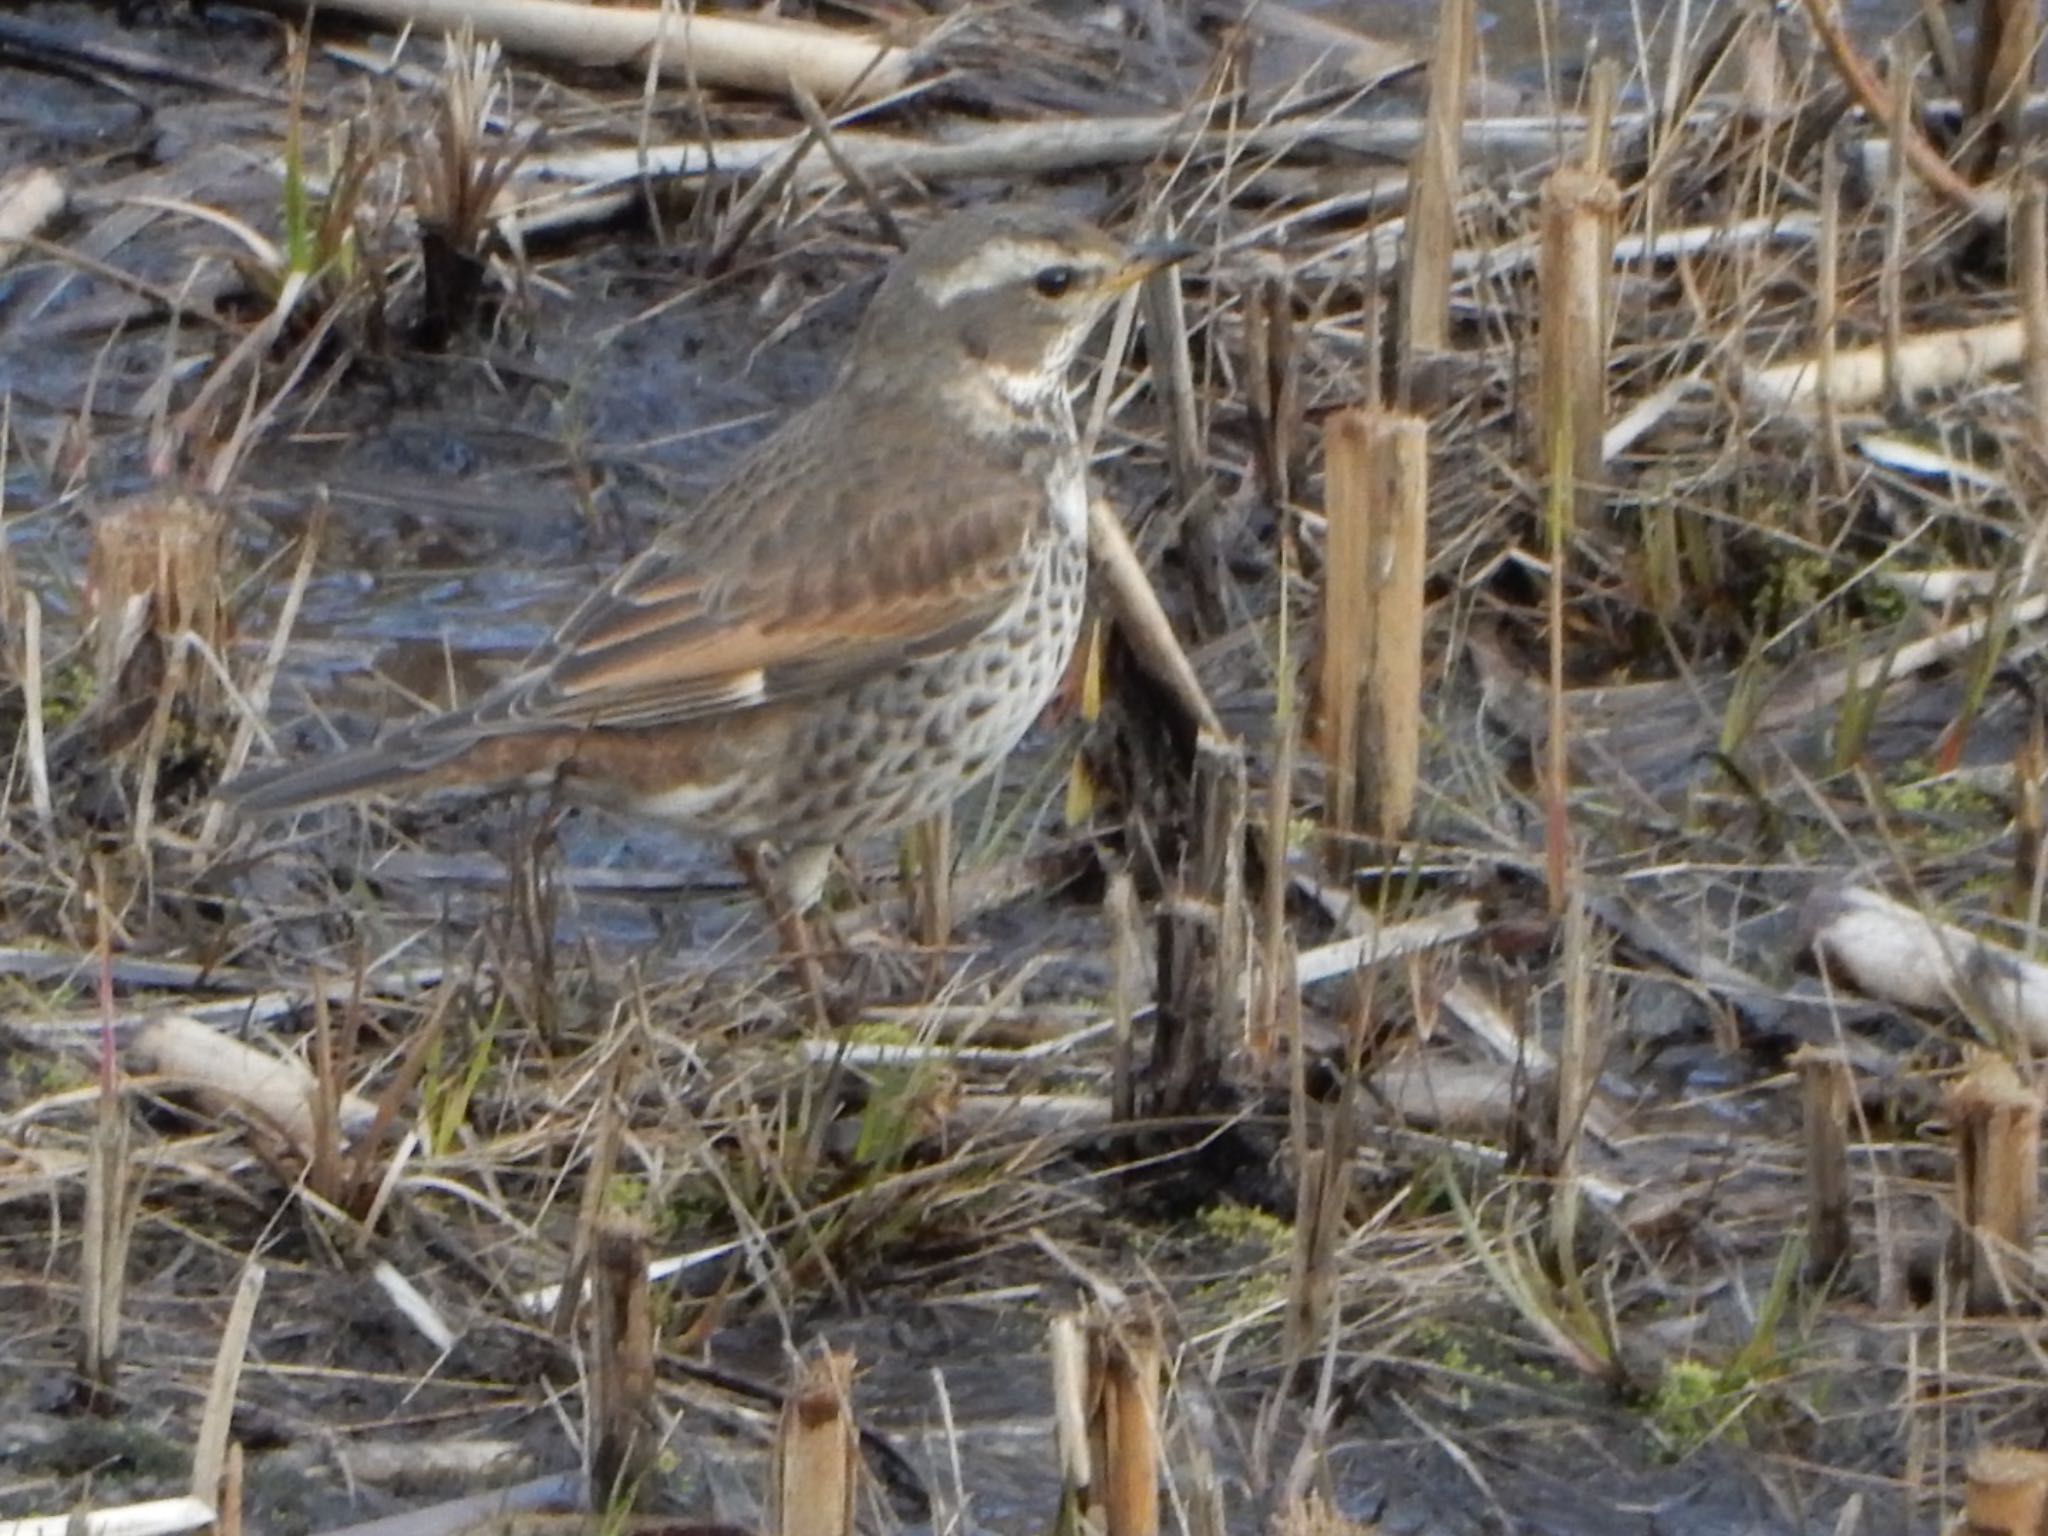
[
  {"x1": 2021, "y1": 721, "x2": 2047, "y2": 929},
  {"x1": 1151, "y1": 734, "x2": 1248, "y2": 1117},
  {"x1": 1065, "y1": 618, "x2": 1106, "y2": 827},
  {"x1": 1815, "y1": 135, "x2": 1847, "y2": 499},
  {"x1": 218, "y1": 1445, "x2": 242, "y2": 1536},
  {"x1": 1536, "y1": 166, "x2": 1618, "y2": 523},
  {"x1": 198, "y1": 497, "x2": 322, "y2": 853},
  {"x1": 788, "y1": 85, "x2": 902, "y2": 255},
  {"x1": 1547, "y1": 900, "x2": 1602, "y2": 1271},
  {"x1": 1916, "y1": 0, "x2": 1966, "y2": 99},
  {"x1": 1965, "y1": 1445, "x2": 2048, "y2": 1533},
  {"x1": 1790, "y1": 1046, "x2": 1854, "y2": 1278},
  {"x1": 1736, "y1": 0, "x2": 1788, "y2": 117},
  {"x1": 0, "y1": 167, "x2": 64, "y2": 273},
  {"x1": 80, "y1": 978, "x2": 135, "y2": 1411},
  {"x1": 20, "y1": 590, "x2": 52, "y2": 829},
  {"x1": 909, "y1": 811, "x2": 952, "y2": 954},
  {"x1": 1553, "y1": 893, "x2": 1601, "y2": 1207},
  {"x1": 1796, "y1": 0, "x2": 1996, "y2": 217},
  {"x1": 1054, "y1": 1303, "x2": 1164, "y2": 1536},
  {"x1": 1251, "y1": 714, "x2": 1299, "y2": 1065},
  {"x1": 1141, "y1": 239, "x2": 1204, "y2": 508},
  {"x1": 590, "y1": 1216, "x2": 657, "y2": 1504},
  {"x1": 1282, "y1": 1094, "x2": 1354, "y2": 1373},
  {"x1": 551, "y1": 1047, "x2": 629, "y2": 1337},
  {"x1": 1948, "y1": 1051, "x2": 2041, "y2": 1313},
  {"x1": 190, "y1": 1263, "x2": 266, "y2": 1508},
  {"x1": 84, "y1": 493, "x2": 231, "y2": 845},
  {"x1": 1397, "y1": 0, "x2": 1472, "y2": 377},
  {"x1": 1581, "y1": 59, "x2": 1619, "y2": 175},
  {"x1": 1050, "y1": 1311, "x2": 1093, "y2": 1536},
  {"x1": 2018, "y1": 181, "x2": 2048, "y2": 452},
  {"x1": 1965, "y1": 0, "x2": 2035, "y2": 175},
  {"x1": 1097, "y1": 1311, "x2": 1163, "y2": 1536},
  {"x1": 86, "y1": 493, "x2": 228, "y2": 705},
  {"x1": 409, "y1": 34, "x2": 535, "y2": 346},
  {"x1": 770, "y1": 1347, "x2": 858, "y2": 1536},
  {"x1": 1882, "y1": 40, "x2": 1913, "y2": 409},
  {"x1": 1534, "y1": 172, "x2": 1612, "y2": 912},
  {"x1": 1283, "y1": 1146, "x2": 1330, "y2": 1367},
  {"x1": 1086, "y1": 498, "x2": 1223, "y2": 740},
  {"x1": 1317, "y1": 409, "x2": 1428, "y2": 851},
  {"x1": 248, "y1": 0, "x2": 910, "y2": 103},
  {"x1": 1107, "y1": 867, "x2": 1142, "y2": 1124},
  {"x1": 371, "y1": 1262, "x2": 456, "y2": 1353},
  {"x1": 1244, "y1": 260, "x2": 1298, "y2": 507}
]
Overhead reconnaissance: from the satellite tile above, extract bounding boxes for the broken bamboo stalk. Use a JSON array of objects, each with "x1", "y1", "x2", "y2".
[
  {"x1": 1966, "y1": 1445, "x2": 2048, "y2": 1534},
  {"x1": 589, "y1": 1217, "x2": 656, "y2": 1505},
  {"x1": 1791, "y1": 1045, "x2": 1855, "y2": 1279},
  {"x1": 1948, "y1": 1052, "x2": 2041, "y2": 1313},
  {"x1": 1397, "y1": 0, "x2": 1473, "y2": 376},
  {"x1": 1536, "y1": 165, "x2": 1619, "y2": 523},
  {"x1": 771, "y1": 1347, "x2": 859, "y2": 1536},
  {"x1": 1318, "y1": 409, "x2": 1429, "y2": 851}
]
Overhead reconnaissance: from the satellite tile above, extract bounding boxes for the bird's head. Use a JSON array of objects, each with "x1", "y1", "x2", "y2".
[{"x1": 850, "y1": 207, "x2": 1197, "y2": 405}]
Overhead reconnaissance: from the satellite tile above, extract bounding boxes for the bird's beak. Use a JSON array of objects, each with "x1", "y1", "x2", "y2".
[{"x1": 1110, "y1": 237, "x2": 1200, "y2": 290}]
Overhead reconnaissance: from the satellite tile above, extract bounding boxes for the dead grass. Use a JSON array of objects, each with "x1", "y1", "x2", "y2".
[{"x1": 5, "y1": 0, "x2": 2048, "y2": 1531}]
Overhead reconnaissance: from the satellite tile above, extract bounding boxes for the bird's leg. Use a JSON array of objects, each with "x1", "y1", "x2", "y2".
[{"x1": 734, "y1": 840, "x2": 835, "y2": 1031}]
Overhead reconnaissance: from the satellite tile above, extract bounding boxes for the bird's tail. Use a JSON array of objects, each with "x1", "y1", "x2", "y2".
[
  {"x1": 226, "y1": 735, "x2": 444, "y2": 816},
  {"x1": 226, "y1": 710, "x2": 576, "y2": 819}
]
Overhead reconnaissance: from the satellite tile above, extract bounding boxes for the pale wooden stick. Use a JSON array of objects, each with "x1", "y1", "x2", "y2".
[
  {"x1": 130, "y1": 1014, "x2": 379, "y2": 1154},
  {"x1": 250, "y1": 0, "x2": 911, "y2": 103},
  {"x1": 0, "y1": 1497, "x2": 218, "y2": 1536},
  {"x1": 521, "y1": 109, "x2": 1619, "y2": 203},
  {"x1": 0, "y1": 167, "x2": 65, "y2": 273},
  {"x1": 1086, "y1": 498, "x2": 1223, "y2": 739},
  {"x1": 1744, "y1": 318, "x2": 2026, "y2": 413},
  {"x1": 1807, "y1": 884, "x2": 2048, "y2": 1048}
]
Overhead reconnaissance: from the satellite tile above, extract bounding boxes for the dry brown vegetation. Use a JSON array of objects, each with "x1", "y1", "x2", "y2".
[{"x1": 8, "y1": 0, "x2": 2048, "y2": 1532}]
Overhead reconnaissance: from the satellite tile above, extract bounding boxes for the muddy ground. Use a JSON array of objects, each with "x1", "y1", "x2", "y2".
[{"x1": 2, "y1": 1, "x2": 2038, "y2": 1534}]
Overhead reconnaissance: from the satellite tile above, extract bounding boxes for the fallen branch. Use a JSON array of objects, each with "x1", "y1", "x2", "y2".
[
  {"x1": 1806, "y1": 885, "x2": 2048, "y2": 1049},
  {"x1": 512, "y1": 109, "x2": 1629, "y2": 234},
  {"x1": 246, "y1": 0, "x2": 912, "y2": 104},
  {"x1": 1744, "y1": 318, "x2": 2025, "y2": 414},
  {"x1": 131, "y1": 1014, "x2": 379, "y2": 1155}
]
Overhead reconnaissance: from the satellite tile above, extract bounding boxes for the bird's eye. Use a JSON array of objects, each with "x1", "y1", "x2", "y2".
[{"x1": 1032, "y1": 265, "x2": 1078, "y2": 299}]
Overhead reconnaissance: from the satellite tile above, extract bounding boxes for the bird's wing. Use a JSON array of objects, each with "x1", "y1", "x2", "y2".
[{"x1": 463, "y1": 396, "x2": 1049, "y2": 735}]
